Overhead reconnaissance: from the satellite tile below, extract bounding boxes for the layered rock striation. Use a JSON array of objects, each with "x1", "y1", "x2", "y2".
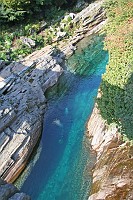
[
  {"x1": 87, "y1": 105, "x2": 133, "y2": 200},
  {"x1": 0, "y1": 50, "x2": 63, "y2": 183}
]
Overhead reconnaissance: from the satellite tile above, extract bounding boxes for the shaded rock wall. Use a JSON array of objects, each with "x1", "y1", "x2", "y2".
[
  {"x1": 87, "y1": 105, "x2": 133, "y2": 200},
  {"x1": 0, "y1": 178, "x2": 30, "y2": 200}
]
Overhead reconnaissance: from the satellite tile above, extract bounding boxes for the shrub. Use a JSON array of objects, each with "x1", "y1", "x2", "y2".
[{"x1": 97, "y1": 0, "x2": 133, "y2": 139}]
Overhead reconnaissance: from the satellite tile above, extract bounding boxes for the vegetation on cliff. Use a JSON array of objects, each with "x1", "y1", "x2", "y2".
[
  {"x1": 0, "y1": 0, "x2": 75, "y2": 61},
  {"x1": 97, "y1": 0, "x2": 133, "y2": 139},
  {"x1": 0, "y1": 0, "x2": 76, "y2": 23},
  {"x1": 0, "y1": 0, "x2": 90, "y2": 61}
]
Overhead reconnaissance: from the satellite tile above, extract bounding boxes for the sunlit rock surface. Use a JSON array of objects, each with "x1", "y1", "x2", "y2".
[
  {"x1": 87, "y1": 105, "x2": 133, "y2": 200},
  {"x1": 0, "y1": 50, "x2": 63, "y2": 183}
]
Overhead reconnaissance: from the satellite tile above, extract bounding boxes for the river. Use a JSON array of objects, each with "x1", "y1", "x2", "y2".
[{"x1": 15, "y1": 34, "x2": 108, "y2": 200}]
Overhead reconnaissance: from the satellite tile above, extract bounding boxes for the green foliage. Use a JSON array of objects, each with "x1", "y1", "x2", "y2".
[
  {"x1": 97, "y1": 0, "x2": 133, "y2": 139},
  {"x1": 34, "y1": 0, "x2": 45, "y2": 5},
  {"x1": 44, "y1": 6, "x2": 66, "y2": 22},
  {"x1": 0, "y1": 0, "x2": 31, "y2": 22},
  {"x1": 0, "y1": 0, "x2": 80, "y2": 61},
  {"x1": 0, "y1": 4, "x2": 26, "y2": 22},
  {"x1": 0, "y1": 0, "x2": 30, "y2": 9},
  {"x1": 0, "y1": 4, "x2": 79, "y2": 61},
  {"x1": 0, "y1": 0, "x2": 74, "y2": 23}
]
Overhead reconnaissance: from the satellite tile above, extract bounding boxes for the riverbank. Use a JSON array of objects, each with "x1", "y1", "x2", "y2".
[
  {"x1": 86, "y1": 0, "x2": 133, "y2": 198},
  {"x1": 86, "y1": 104, "x2": 133, "y2": 199}
]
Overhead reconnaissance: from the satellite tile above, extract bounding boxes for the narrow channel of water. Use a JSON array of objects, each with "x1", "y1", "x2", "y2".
[{"x1": 17, "y1": 35, "x2": 108, "y2": 200}]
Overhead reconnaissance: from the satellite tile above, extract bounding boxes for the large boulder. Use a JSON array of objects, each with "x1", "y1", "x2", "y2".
[{"x1": 56, "y1": 31, "x2": 67, "y2": 41}]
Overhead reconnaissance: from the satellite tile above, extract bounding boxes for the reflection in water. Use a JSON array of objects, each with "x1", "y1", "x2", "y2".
[{"x1": 17, "y1": 34, "x2": 108, "y2": 200}]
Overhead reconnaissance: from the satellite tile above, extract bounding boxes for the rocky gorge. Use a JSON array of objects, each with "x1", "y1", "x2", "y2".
[
  {"x1": 1, "y1": 0, "x2": 132, "y2": 199},
  {"x1": 0, "y1": 0, "x2": 107, "y2": 198}
]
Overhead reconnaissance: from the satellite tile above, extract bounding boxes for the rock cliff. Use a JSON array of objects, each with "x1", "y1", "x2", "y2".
[
  {"x1": 87, "y1": 105, "x2": 133, "y2": 200},
  {"x1": 0, "y1": 49, "x2": 63, "y2": 183}
]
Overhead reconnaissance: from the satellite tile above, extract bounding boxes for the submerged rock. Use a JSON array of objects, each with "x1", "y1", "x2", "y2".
[{"x1": 87, "y1": 105, "x2": 133, "y2": 200}]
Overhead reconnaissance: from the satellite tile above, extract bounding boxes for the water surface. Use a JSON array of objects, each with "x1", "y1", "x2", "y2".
[{"x1": 19, "y1": 35, "x2": 108, "y2": 200}]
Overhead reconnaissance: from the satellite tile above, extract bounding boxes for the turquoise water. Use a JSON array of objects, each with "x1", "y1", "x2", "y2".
[{"x1": 20, "y1": 35, "x2": 108, "y2": 200}]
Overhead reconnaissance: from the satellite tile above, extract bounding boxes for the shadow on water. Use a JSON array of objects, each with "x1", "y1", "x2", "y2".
[{"x1": 16, "y1": 34, "x2": 108, "y2": 200}]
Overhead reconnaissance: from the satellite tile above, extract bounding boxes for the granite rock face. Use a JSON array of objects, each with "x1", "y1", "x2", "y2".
[
  {"x1": 0, "y1": 50, "x2": 63, "y2": 183},
  {"x1": 0, "y1": 178, "x2": 30, "y2": 200},
  {"x1": 87, "y1": 105, "x2": 133, "y2": 200}
]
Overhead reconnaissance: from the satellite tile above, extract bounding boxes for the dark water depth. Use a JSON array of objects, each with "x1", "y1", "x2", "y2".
[{"x1": 16, "y1": 35, "x2": 108, "y2": 200}]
